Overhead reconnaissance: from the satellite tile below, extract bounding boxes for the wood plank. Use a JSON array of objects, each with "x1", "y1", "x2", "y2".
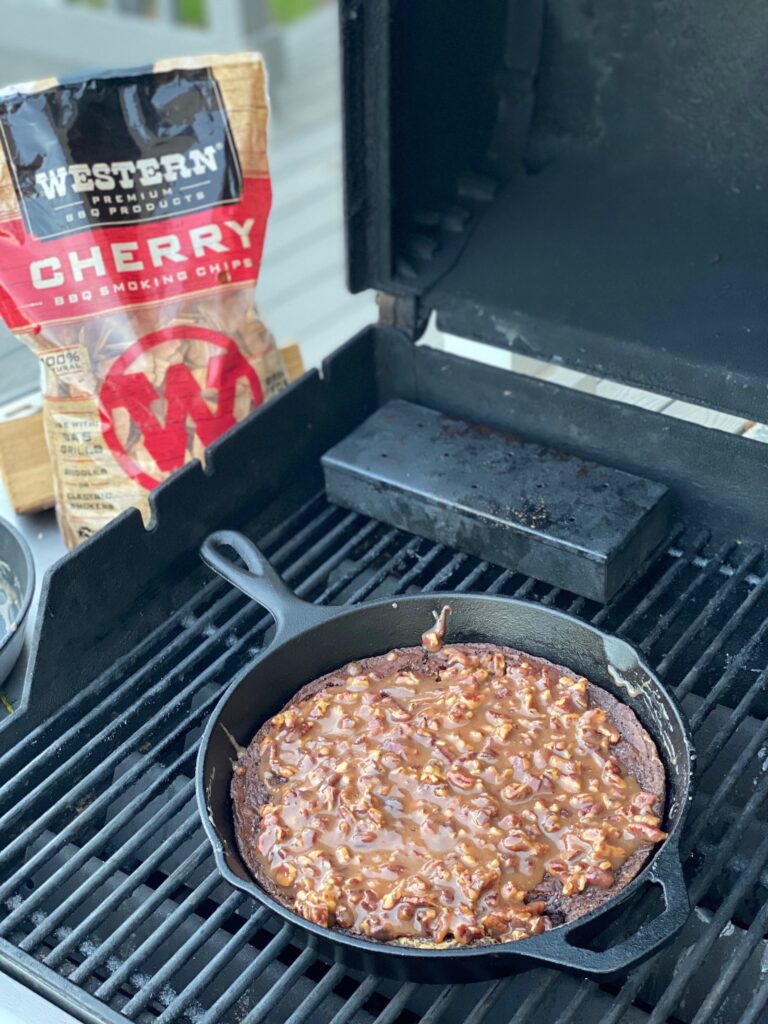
[
  {"x1": 279, "y1": 342, "x2": 305, "y2": 382},
  {"x1": 295, "y1": 289, "x2": 374, "y2": 337},
  {"x1": 506, "y1": 354, "x2": 673, "y2": 412},
  {"x1": 0, "y1": 409, "x2": 54, "y2": 513},
  {"x1": 282, "y1": 4, "x2": 339, "y2": 68},
  {"x1": 263, "y1": 195, "x2": 346, "y2": 266},
  {"x1": 272, "y1": 69, "x2": 341, "y2": 129},
  {"x1": 274, "y1": 56, "x2": 340, "y2": 107},
  {"x1": 270, "y1": 172, "x2": 339, "y2": 226},
  {"x1": 271, "y1": 95, "x2": 341, "y2": 144},
  {"x1": 0, "y1": 2, "x2": 237, "y2": 72},
  {"x1": 518, "y1": 361, "x2": 590, "y2": 389}
]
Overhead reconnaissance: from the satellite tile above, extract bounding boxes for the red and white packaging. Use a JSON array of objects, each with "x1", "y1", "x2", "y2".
[{"x1": 0, "y1": 53, "x2": 286, "y2": 546}]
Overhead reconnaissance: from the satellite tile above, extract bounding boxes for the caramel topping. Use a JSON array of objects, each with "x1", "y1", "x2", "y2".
[
  {"x1": 251, "y1": 646, "x2": 666, "y2": 944},
  {"x1": 421, "y1": 605, "x2": 452, "y2": 652}
]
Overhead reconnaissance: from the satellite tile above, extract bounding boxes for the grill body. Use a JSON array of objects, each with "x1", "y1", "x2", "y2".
[
  {"x1": 0, "y1": 328, "x2": 767, "y2": 1022},
  {"x1": 3, "y1": 0, "x2": 768, "y2": 1017}
]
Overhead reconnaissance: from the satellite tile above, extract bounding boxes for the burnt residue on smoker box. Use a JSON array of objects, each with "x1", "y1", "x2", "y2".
[
  {"x1": 322, "y1": 400, "x2": 674, "y2": 604},
  {"x1": 439, "y1": 418, "x2": 521, "y2": 445}
]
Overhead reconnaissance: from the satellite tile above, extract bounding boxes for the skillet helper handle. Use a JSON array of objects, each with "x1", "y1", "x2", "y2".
[
  {"x1": 549, "y1": 844, "x2": 689, "y2": 975},
  {"x1": 201, "y1": 530, "x2": 334, "y2": 639}
]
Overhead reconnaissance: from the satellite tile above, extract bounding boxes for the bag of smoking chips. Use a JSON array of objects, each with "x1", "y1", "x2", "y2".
[{"x1": 0, "y1": 54, "x2": 286, "y2": 547}]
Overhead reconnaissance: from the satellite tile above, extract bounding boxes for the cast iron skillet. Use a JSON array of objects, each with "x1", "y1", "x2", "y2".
[{"x1": 197, "y1": 530, "x2": 694, "y2": 983}]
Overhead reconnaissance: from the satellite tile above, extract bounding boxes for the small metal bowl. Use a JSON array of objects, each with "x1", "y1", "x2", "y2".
[{"x1": 0, "y1": 517, "x2": 35, "y2": 686}]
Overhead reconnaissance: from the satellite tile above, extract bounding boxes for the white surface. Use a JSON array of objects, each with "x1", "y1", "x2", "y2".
[
  {"x1": 437, "y1": 334, "x2": 763, "y2": 435},
  {"x1": 0, "y1": 972, "x2": 79, "y2": 1024},
  {"x1": 744, "y1": 422, "x2": 768, "y2": 443},
  {"x1": 664, "y1": 400, "x2": 751, "y2": 434}
]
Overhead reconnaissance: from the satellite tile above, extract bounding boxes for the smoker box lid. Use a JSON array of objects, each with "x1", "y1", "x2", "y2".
[{"x1": 340, "y1": 0, "x2": 768, "y2": 422}]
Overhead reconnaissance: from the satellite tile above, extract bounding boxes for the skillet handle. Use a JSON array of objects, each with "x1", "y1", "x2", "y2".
[
  {"x1": 201, "y1": 530, "x2": 335, "y2": 639},
  {"x1": 544, "y1": 843, "x2": 689, "y2": 976}
]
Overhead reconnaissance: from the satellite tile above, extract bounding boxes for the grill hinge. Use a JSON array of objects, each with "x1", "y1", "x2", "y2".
[{"x1": 376, "y1": 292, "x2": 429, "y2": 341}]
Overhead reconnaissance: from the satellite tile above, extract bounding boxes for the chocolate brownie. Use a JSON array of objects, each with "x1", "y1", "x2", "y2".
[{"x1": 231, "y1": 638, "x2": 666, "y2": 947}]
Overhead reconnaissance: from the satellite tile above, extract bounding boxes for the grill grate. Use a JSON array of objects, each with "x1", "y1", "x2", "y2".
[{"x1": 2, "y1": 493, "x2": 768, "y2": 1024}]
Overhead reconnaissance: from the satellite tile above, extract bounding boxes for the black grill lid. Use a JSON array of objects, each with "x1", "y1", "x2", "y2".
[{"x1": 341, "y1": 0, "x2": 768, "y2": 421}]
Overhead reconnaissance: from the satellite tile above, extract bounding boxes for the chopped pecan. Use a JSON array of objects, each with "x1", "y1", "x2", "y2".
[
  {"x1": 627, "y1": 822, "x2": 668, "y2": 842},
  {"x1": 454, "y1": 922, "x2": 486, "y2": 944},
  {"x1": 274, "y1": 863, "x2": 297, "y2": 887},
  {"x1": 252, "y1": 644, "x2": 666, "y2": 948}
]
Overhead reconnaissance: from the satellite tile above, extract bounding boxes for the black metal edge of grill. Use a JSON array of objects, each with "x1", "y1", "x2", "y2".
[{"x1": 0, "y1": 329, "x2": 767, "y2": 1023}]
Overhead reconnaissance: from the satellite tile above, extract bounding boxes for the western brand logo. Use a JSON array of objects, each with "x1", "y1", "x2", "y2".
[
  {"x1": 0, "y1": 67, "x2": 242, "y2": 240},
  {"x1": 35, "y1": 146, "x2": 221, "y2": 201},
  {"x1": 100, "y1": 325, "x2": 264, "y2": 491}
]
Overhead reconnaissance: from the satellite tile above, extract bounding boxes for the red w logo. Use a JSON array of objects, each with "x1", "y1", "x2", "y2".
[{"x1": 100, "y1": 326, "x2": 264, "y2": 490}]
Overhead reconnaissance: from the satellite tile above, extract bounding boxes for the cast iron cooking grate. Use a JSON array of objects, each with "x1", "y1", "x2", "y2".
[{"x1": 1, "y1": 493, "x2": 768, "y2": 1024}]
